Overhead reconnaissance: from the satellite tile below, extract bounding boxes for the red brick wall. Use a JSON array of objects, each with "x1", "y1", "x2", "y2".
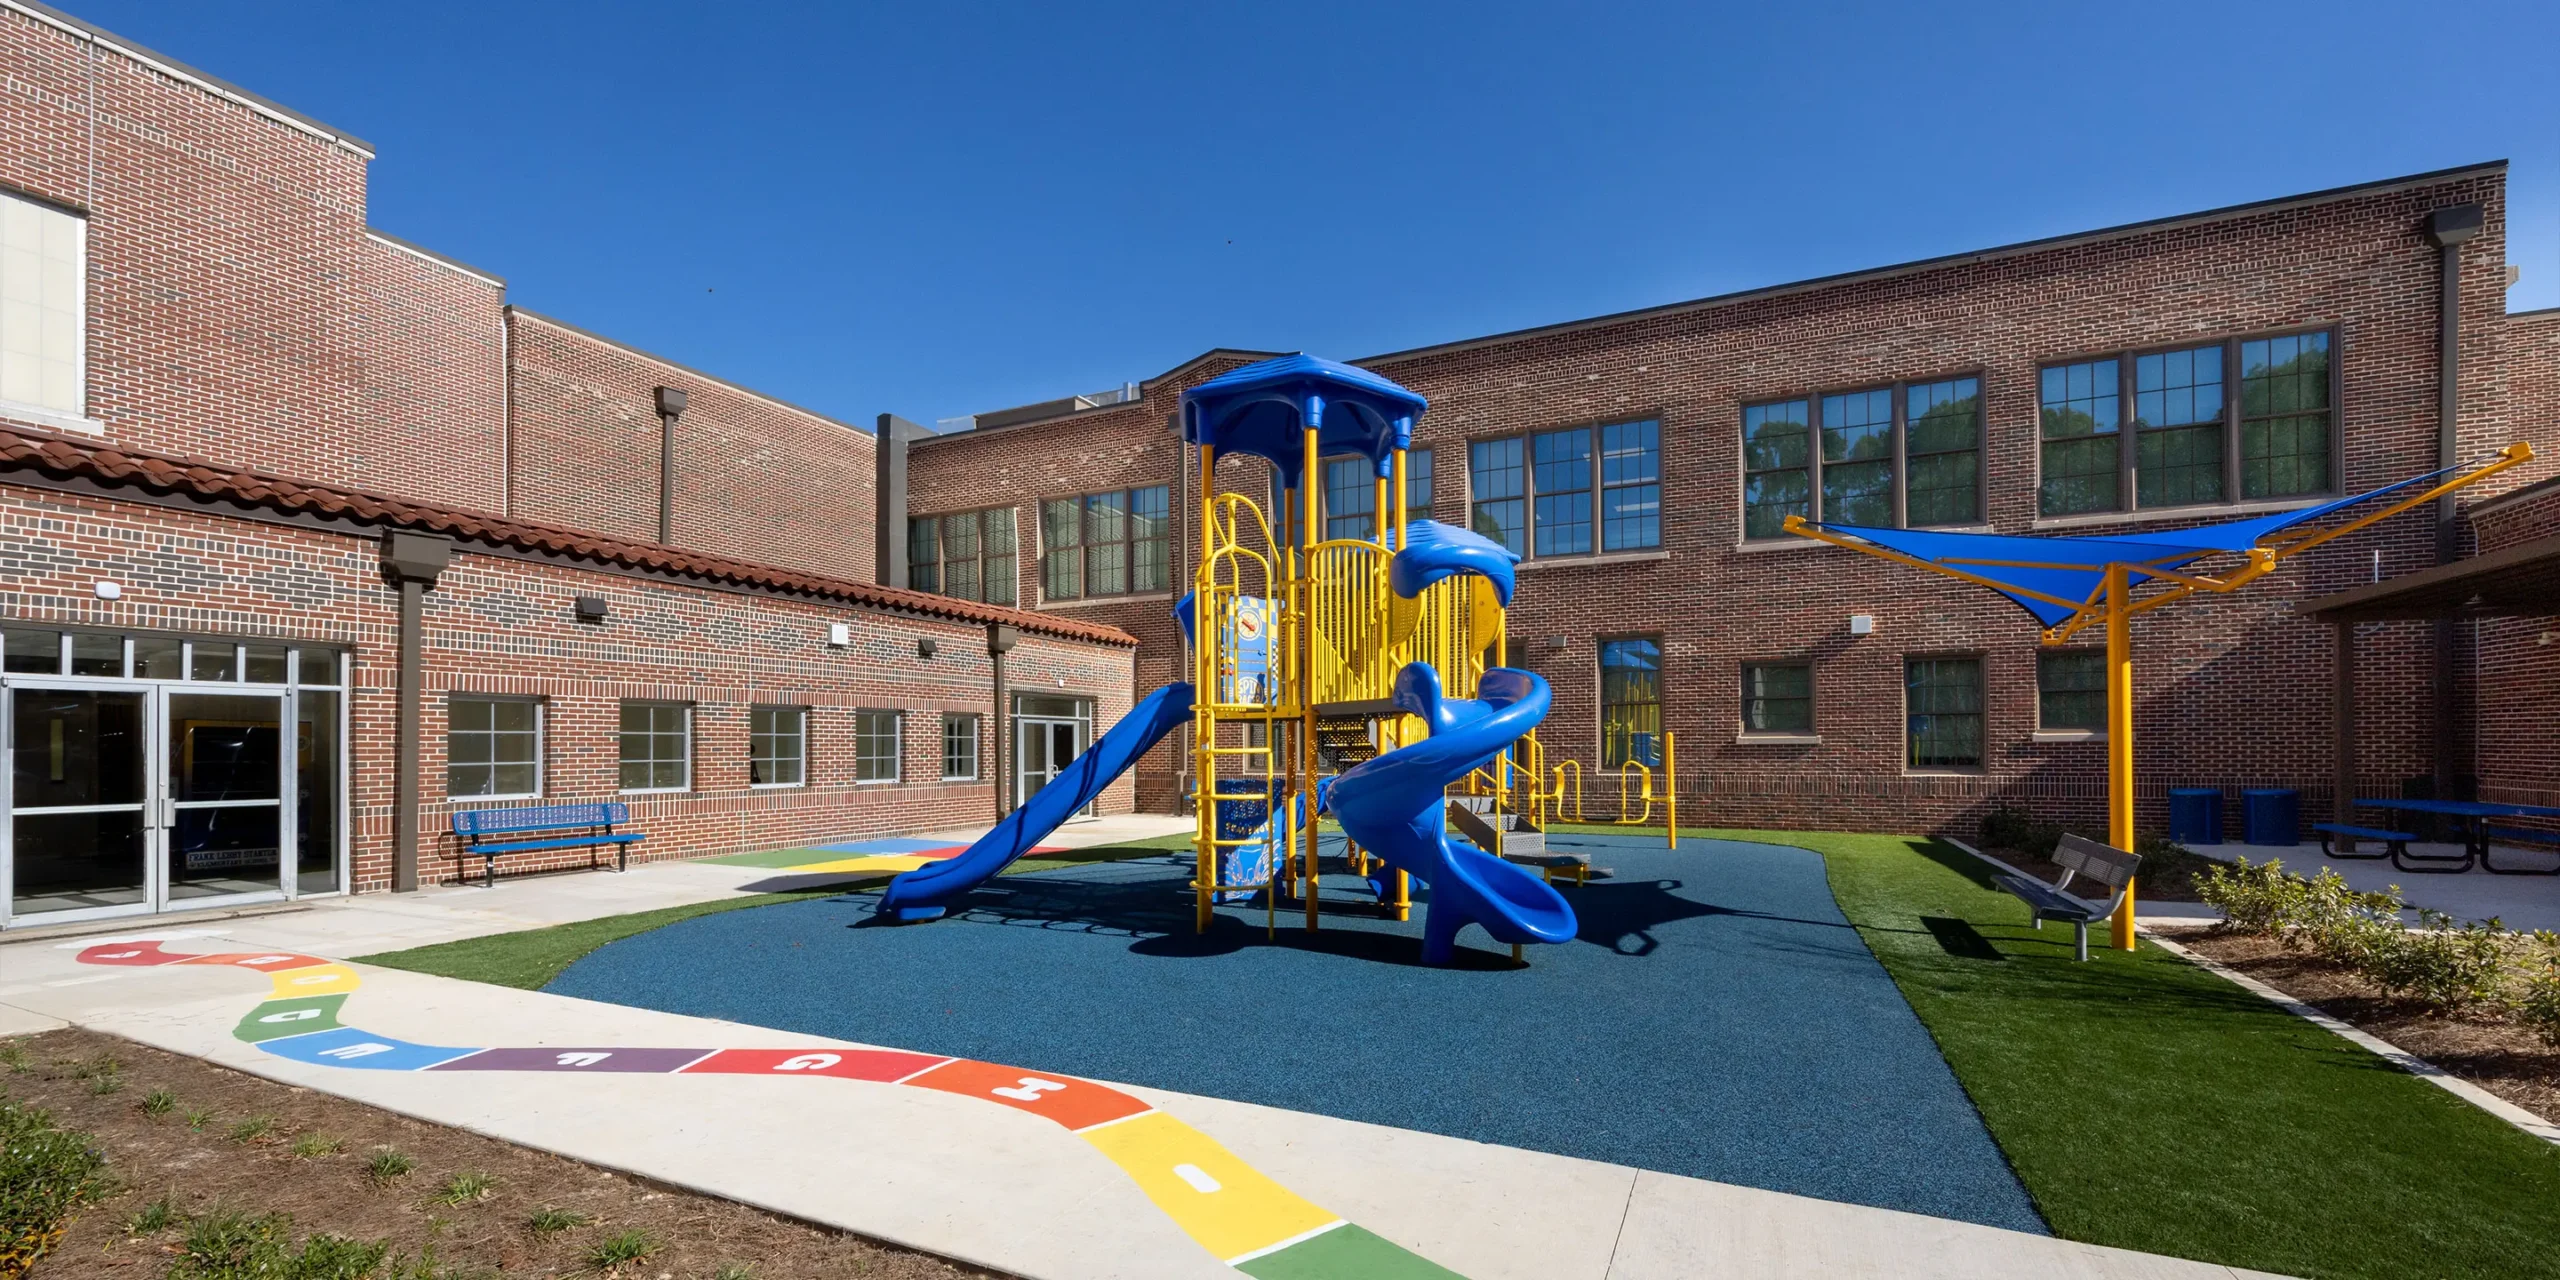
[
  {"x1": 0, "y1": 480, "x2": 1133, "y2": 892},
  {"x1": 504, "y1": 310, "x2": 878, "y2": 580},
  {"x1": 355, "y1": 235, "x2": 506, "y2": 509},
  {"x1": 0, "y1": 7, "x2": 372, "y2": 484},
  {"x1": 911, "y1": 171, "x2": 2515, "y2": 839},
  {"x1": 2468, "y1": 309, "x2": 2560, "y2": 810}
]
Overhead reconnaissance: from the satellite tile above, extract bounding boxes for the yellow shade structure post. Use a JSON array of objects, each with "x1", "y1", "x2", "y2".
[{"x1": 2106, "y1": 563, "x2": 2136, "y2": 950}]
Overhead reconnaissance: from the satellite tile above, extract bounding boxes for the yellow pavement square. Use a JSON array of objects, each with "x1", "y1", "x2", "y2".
[
  {"x1": 1078, "y1": 1110, "x2": 1340, "y2": 1263},
  {"x1": 267, "y1": 963, "x2": 362, "y2": 998}
]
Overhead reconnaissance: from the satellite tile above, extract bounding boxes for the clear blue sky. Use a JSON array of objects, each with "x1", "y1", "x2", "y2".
[{"x1": 69, "y1": 0, "x2": 2560, "y2": 428}]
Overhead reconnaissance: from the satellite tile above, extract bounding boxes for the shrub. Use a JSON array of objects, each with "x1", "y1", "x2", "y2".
[
  {"x1": 2362, "y1": 910, "x2": 2513, "y2": 1010},
  {"x1": 1980, "y1": 805, "x2": 2067, "y2": 856},
  {"x1": 2514, "y1": 950, "x2": 2560, "y2": 1048},
  {"x1": 0, "y1": 1094, "x2": 112, "y2": 1280},
  {"x1": 2198, "y1": 855, "x2": 2304, "y2": 934}
]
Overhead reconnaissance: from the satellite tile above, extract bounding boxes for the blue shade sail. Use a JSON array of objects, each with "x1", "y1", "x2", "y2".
[{"x1": 1176, "y1": 354, "x2": 1427, "y2": 489}]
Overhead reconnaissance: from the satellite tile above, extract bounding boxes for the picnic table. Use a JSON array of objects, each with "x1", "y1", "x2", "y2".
[{"x1": 2349, "y1": 798, "x2": 2560, "y2": 875}]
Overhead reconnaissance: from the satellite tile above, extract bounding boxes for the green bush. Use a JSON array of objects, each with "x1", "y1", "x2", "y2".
[
  {"x1": 2364, "y1": 909, "x2": 2513, "y2": 1011},
  {"x1": 2514, "y1": 950, "x2": 2560, "y2": 1048},
  {"x1": 2197, "y1": 855, "x2": 2305, "y2": 933},
  {"x1": 0, "y1": 1094, "x2": 112, "y2": 1279}
]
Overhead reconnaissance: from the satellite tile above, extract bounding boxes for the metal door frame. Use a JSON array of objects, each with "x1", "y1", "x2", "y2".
[{"x1": 157, "y1": 683, "x2": 292, "y2": 915}]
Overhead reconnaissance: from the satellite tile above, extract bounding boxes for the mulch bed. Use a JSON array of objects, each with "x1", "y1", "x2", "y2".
[
  {"x1": 2166, "y1": 928, "x2": 2560, "y2": 1127},
  {"x1": 4, "y1": 1027, "x2": 990, "y2": 1279}
]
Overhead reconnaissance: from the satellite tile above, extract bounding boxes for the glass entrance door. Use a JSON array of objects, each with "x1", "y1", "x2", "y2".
[
  {"x1": 1014, "y1": 716, "x2": 1093, "y2": 816},
  {"x1": 163, "y1": 690, "x2": 289, "y2": 906},
  {"x1": 7, "y1": 686, "x2": 150, "y2": 921}
]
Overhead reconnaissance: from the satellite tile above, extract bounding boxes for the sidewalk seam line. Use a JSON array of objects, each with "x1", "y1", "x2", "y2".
[
  {"x1": 1069, "y1": 1107, "x2": 1156, "y2": 1135},
  {"x1": 888, "y1": 1057, "x2": 959, "y2": 1085},
  {"x1": 1222, "y1": 1218, "x2": 1346, "y2": 1265}
]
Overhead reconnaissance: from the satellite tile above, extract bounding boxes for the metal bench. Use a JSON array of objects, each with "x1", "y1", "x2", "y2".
[
  {"x1": 1991, "y1": 833, "x2": 2141, "y2": 962},
  {"x1": 2310, "y1": 821, "x2": 2408, "y2": 861},
  {"x1": 450, "y1": 802, "x2": 646, "y2": 888}
]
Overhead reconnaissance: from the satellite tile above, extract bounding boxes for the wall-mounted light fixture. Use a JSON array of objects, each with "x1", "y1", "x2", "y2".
[
  {"x1": 573, "y1": 596, "x2": 609, "y2": 624},
  {"x1": 93, "y1": 581, "x2": 122, "y2": 601},
  {"x1": 918, "y1": 637, "x2": 938, "y2": 659},
  {"x1": 1849, "y1": 614, "x2": 1875, "y2": 637}
]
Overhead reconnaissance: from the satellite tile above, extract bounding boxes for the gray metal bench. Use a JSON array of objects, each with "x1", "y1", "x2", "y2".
[
  {"x1": 451, "y1": 802, "x2": 646, "y2": 887},
  {"x1": 2311, "y1": 821, "x2": 2408, "y2": 861},
  {"x1": 1991, "y1": 833, "x2": 2141, "y2": 961}
]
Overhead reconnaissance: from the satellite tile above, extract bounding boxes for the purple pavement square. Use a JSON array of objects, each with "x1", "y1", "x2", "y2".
[{"x1": 428, "y1": 1047, "x2": 711, "y2": 1073}]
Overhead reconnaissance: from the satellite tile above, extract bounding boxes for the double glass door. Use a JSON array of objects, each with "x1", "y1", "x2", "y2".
[{"x1": 7, "y1": 684, "x2": 290, "y2": 923}]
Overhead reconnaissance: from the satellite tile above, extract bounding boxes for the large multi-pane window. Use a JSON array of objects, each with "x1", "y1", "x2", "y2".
[
  {"x1": 855, "y1": 709, "x2": 901, "y2": 783},
  {"x1": 1742, "y1": 380, "x2": 1979, "y2": 537},
  {"x1": 1321, "y1": 449, "x2": 1435, "y2": 540},
  {"x1": 1041, "y1": 486, "x2": 1169, "y2": 601},
  {"x1": 2037, "y1": 651, "x2": 2106, "y2": 732},
  {"x1": 1599, "y1": 637, "x2": 1663, "y2": 768},
  {"x1": 2036, "y1": 330, "x2": 2334, "y2": 517},
  {"x1": 909, "y1": 507, "x2": 1016, "y2": 605},
  {"x1": 447, "y1": 697, "x2": 540, "y2": 799},
  {"x1": 942, "y1": 713, "x2": 980, "y2": 781},
  {"x1": 1472, "y1": 422, "x2": 1660, "y2": 558},
  {"x1": 618, "y1": 702, "x2": 691, "y2": 792},
  {"x1": 1905, "y1": 658, "x2": 1983, "y2": 770},
  {"x1": 1740, "y1": 662, "x2": 1813, "y2": 735},
  {"x1": 0, "y1": 189, "x2": 85, "y2": 421},
  {"x1": 749, "y1": 705, "x2": 806, "y2": 787}
]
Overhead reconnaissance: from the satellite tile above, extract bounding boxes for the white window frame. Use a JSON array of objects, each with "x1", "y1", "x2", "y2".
[
  {"x1": 0, "y1": 188, "x2": 93, "y2": 433},
  {"x1": 854, "y1": 708, "x2": 901, "y2": 785},
  {"x1": 618, "y1": 700, "x2": 693, "y2": 794},
  {"x1": 447, "y1": 695, "x2": 545, "y2": 801},
  {"x1": 942, "y1": 712, "x2": 980, "y2": 782},
  {"x1": 749, "y1": 704, "x2": 808, "y2": 789}
]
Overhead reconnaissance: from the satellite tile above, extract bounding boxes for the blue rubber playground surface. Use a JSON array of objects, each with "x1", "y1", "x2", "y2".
[{"x1": 548, "y1": 833, "x2": 2044, "y2": 1233}]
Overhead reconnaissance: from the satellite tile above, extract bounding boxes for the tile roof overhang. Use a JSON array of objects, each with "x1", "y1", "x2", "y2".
[{"x1": 0, "y1": 423, "x2": 1137, "y2": 648}]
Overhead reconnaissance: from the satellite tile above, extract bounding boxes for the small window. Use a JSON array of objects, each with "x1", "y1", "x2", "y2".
[
  {"x1": 1531, "y1": 427, "x2": 1593, "y2": 556},
  {"x1": 1903, "y1": 378, "x2": 1981, "y2": 526},
  {"x1": 449, "y1": 697, "x2": 541, "y2": 799},
  {"x1": 1741, "y1": 400, "x2": 1812, "y2": 539},
  {"x1": 1323, "y1": 457, "x2": 1380, "y2": 541},
  {"x1": 1599, "y1": 419, "x2": 1661, "y2": 551},
  {"x1": 912, "y1": 507, "x2": 1017, "y2": 605},
  {"x1": 2134, "y1": 345, "x2": 2225, "y2": 507},
  {"x1": 1906, "y1": 658, "x2": 1983, "y2": 770},
  {"x1": 1599, "y1": 637, "x2": 1663, "y2": 768},
  {"x1": 2240, "y1": 332, "x2": 2333, "y2": 499},
  {"x1": 69, "y1": 633, "x2": 123, "y2": 678},
  {"x1": 2037, "y1": 650, "x2": 2107, "y2": 732},
  {"x1": 1405, "y1": 448, "x2": 1435, "y2": 526},
  {"x1": 1041, "y1": 487, "x2": 1167, "y2": 600},
  {"x1": 2039, "y1": 359, "x2": 2122, "y2": 516},
  {"x1": 0, "y1": 189, "x2": 86, "y2": 420},
  {"x1": 855, "y1": 709, "x2": 901, "y2": 783},
  {"x1": 297, "y1": 648, "x2": 341, "y2": 687},
  {"x1": 750, "y1": 705, "x2": 806, "y2": 787},
  {"x1": 188, "y1": 642, "x2": 238, "y2": 682},
  {"x1": 3, "y1": 628, "x2": 61, "y2": 674},
  {"x1": 942, "y1": 713, "x2": 980, "y2": 781},
  {"x1": 1820, "y1": 388, "x2": 1895, "y2": 526},
  {"x1": 619, "y1": 701, "x2": 690, "y2": 792},
  {"x1": 1468, "y1": 437, "x2": 1526, "y2": 554},
  {"x1": 1740, "y1": 662, "x2": 1813, "y2": 735}
]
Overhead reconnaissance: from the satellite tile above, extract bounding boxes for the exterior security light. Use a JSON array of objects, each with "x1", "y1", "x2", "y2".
[
  {"x1": 573, "y1": 596, "x2": 609, "y2": 624},
  {"x1": 1849, "y1": 614, "x2": 1875, "y2": 636},
  {"x1": 918, "y1": 637, "x2": 937, "y2": 659},
  {"x1": 93, "y1": 581, "x2": 121, "y2": 600},
  {"x1": 828, "y1": 622, "x2": 851, "y2": 647}
]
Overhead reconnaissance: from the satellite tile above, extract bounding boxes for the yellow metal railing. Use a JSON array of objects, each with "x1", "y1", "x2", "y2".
[{"x1": 1308, "y1": 539, "x2": 1392, "y2": 706}]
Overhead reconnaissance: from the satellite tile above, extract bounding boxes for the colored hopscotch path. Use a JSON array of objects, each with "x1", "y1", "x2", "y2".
[
  {"x1": 703, "y1": 836, "x2": 1068, "y2": 878},
  {"x1": 75, "y1": 939, "x2": 1458, "y2": 1278}
]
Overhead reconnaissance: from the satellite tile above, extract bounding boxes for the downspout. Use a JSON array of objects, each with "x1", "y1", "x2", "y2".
[
  {"x1": 989, "y1": 624, "x2": 1019, "y2": 818},
  {"x1": 2422, "y1": 204, "x2": 2482, "y2": 798},
  {"x1": 380, "y1": 531, "x2": 453, "y2": 893},
  {"x1": 655, "y1": 385, "x2": 687, "y2": 545}
]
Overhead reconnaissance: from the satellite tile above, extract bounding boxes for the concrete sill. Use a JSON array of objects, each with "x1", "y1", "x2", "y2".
[
  {"x1": 1041, "y1": 591, "x2": 1175, "y2": 611},
  {"x1": 2031, "y1": 496, "x2": 2324, "y2": 531},
  {"x1": 1735, "y1": 733, "x2": 1821, "y2": 745},
  {"x1": 0, "y1": 398, "x2": 105, "y2": 437},
  {"x1": 1516, "y1": 550, "x2": 1672, "y2": 573},
  {"x1": 2032, "y1": 730, "x2": 2106, "y2": 743}
]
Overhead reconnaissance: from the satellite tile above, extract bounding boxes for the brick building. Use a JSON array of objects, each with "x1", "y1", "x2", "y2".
[
  {"x1": 902, "y1": 162, "x2": 2559, "y2": 836},
  {"x1": 0, "y1": 1, "x2": 1134, "y2": 929}
]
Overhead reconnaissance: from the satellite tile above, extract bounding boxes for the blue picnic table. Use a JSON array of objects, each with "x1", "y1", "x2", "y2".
[{"x1": 2350, "y1": 798, "x2": 2560, "y2": 875}]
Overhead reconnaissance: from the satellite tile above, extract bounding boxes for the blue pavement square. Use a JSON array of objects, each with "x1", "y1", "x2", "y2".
[{"x1": 258, "y1": 1025, "x2": 479, "y2": 1071}]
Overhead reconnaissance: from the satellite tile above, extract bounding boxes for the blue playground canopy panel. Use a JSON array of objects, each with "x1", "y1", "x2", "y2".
[
  {"x1": 1177, "y1": 354, "x2": 1426, "y2": 488},
  {"x1": 1799, "y1": 459, "x2": 2472, "y2": 628}
]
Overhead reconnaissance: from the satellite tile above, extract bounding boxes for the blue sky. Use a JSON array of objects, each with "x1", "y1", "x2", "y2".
[{"x1": 70, "y1": 0, "x2": 2560, "y2": 427}]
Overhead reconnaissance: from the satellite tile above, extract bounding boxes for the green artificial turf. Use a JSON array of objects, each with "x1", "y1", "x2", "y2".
[
  {"x1": 1648, "y1": 826, "x2": 2560, "y2": 1280},
  {"x1": 354, "y1": 833, "x2": 1192, "y2": 991}
]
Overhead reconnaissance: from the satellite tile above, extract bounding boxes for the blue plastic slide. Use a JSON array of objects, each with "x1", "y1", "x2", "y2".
[
  {"x1": 875, "y1": 682, "x2": 1194, "y2": 922},
  {"x1": 1327, "y1": 663, "x2": 1578, "y2": 964}
]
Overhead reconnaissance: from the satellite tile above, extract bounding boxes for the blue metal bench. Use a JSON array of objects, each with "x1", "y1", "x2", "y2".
[
  {"x1": 2483, "y1": 826, "x2": 2560, "y2": 876},
  {"x1": 2310, "y1": 821, "x2": 2408, "y2": 861},
  {"x1": 450, "y1": 803, "x2": 646, "y2": 887}
]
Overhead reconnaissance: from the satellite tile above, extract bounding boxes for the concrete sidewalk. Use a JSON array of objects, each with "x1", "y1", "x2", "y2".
[{"x1": 0, "y1": 829, "x2": 2286, "y2": 1279}]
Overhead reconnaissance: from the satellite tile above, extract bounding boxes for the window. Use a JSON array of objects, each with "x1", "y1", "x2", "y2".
[
  {"x1": 750, "y1": 705, "x2": 806, "y2": 787},
  {"x1": 2037, "y1": 330, "x2": 2333, "y2": 517},
  {"x1": 1740, "y1": 662, "x2": 1812, "y2": 735},
  {"x1": 448, "y1": 697, "x2": 541, "y2": 798},
  {"x1": 1905, "y1": 658, "x2": 1983, "y2": 770},
  {"x1": 1041, "y1": 486, "x2": 1168, "y2": 601},
  {"x1": 1472, "y1": 422, "x2": 1660, "y2": 558},
  {"x1": 1323, "y1": 457, "x2": 1377, "y2": 541},
  {"x1": 2037, "y1": 650, "x2": 2106, "y2": 732},
  {"x1": 942, "y1": 713, "x2": 979, "y2": 781},
  {"x1": 2240, "y1": 331, "x2": 2333, "y2": 499},
  {"x1": 855, "y1": 709, "x2": 901, "y2": 783},
  {"x1": 618, "y1": 702, "x2": 690, "y2": 792},
  {"x1": 0, "y1": 190, "x2": 85, "y2": 422},
  {"x1": 909, "y1": 507, "x2": 1017, "y2": 605},
  {"x1": 1743, "y1": 381, "x2": 1979, "y2": 537},
  {"x1": 1599, "y1": 637, "x2": 1663, "y2": 768}
]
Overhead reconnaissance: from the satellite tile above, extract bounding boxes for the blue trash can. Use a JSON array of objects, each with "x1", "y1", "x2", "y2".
[
  {"x1": 2168, "y1": 788, "x2": 2222, "y2": 845},
  {"x1": 2242, "y1": 788, "x2": 2300, "y2": 847}
]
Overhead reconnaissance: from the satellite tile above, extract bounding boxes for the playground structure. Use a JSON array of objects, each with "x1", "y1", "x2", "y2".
[
  {"x1": 883, "y1": 353, "x2": 1673, "y2": 964},
  {"x1": 1787, "y1": 440, "x2": 2533, "y2": 950}
]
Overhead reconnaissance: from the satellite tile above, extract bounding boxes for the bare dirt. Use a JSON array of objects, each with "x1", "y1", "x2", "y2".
[
  {"x1": 2168, "y1": 927, "x2": 2560, "y2": 1126},
  {"x1": 4, "y1": 1027, "x2": 993, "y2": 1279}
]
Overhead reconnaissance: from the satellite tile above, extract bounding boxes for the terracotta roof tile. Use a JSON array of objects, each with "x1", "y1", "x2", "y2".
[{"x1": 0, "y1": 422, "x2": 1137, "y2": 648}]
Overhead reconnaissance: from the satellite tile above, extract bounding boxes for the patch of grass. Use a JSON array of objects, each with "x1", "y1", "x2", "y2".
[
  {"x1": 0, "y1": 1040, "x2": 30, "y2": 1072},
  {"x1": 290, "y1": 1132, "x2": 344, "y2": 1159},
  {"x1": 184, "y1": 1106, "x2": 216, "y2": 1131},
  {"x1": 431, "y1": 1171, "x2": 495, "y2": 1206},
  {"x1": 582, "y1": 1228, "x2": 658, "y2": 1272},
  {"x1": 524, "y1": 1206, "x2": 591, "y2": 1234},
  {"x1": 127, "y1": 1194, "x2": 184, "y2": 1234},
  {"x1": 168, "y1": 1209, "x2": 394, "y2": 1280},
  {"x1": 141, "y1": 1088, "x2": 177, "y2": 1117},
  {"x1": 0, "y1": 1095, "x2": 112, "y2": 1274},
  {"x1": 87, "y1": 1073, "x2": 122, "y2": 1096},
  {"x1": 364, "y1": 1148, "x2": 416, "y2": 1184},
  {"x1": 224, "y1": 1115, "x2": 275, "y2": 1144},
  {"x1": 1674, "y1": 827, "x2": 2560, "y2": 1280},
  {"x1": 711, "y1": 1266, "x2": 754, "y2": 1280}
]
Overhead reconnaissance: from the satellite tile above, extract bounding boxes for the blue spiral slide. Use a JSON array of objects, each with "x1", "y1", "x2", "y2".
[
  {"x1": 876, "y1": 682, "x2": 1194, "y2": 921},
  {"x1": 1329, "y1": 662, "x2": 1579, "y2": 965}
]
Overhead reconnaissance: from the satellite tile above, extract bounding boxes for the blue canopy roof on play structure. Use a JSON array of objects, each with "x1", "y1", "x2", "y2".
[
  {"x1": 1797, "y1": 459, "x2": 2473, "y2": 629},
  {"x1": 1177, "y1": 354, "x2": 1426, "y2": 488}
]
